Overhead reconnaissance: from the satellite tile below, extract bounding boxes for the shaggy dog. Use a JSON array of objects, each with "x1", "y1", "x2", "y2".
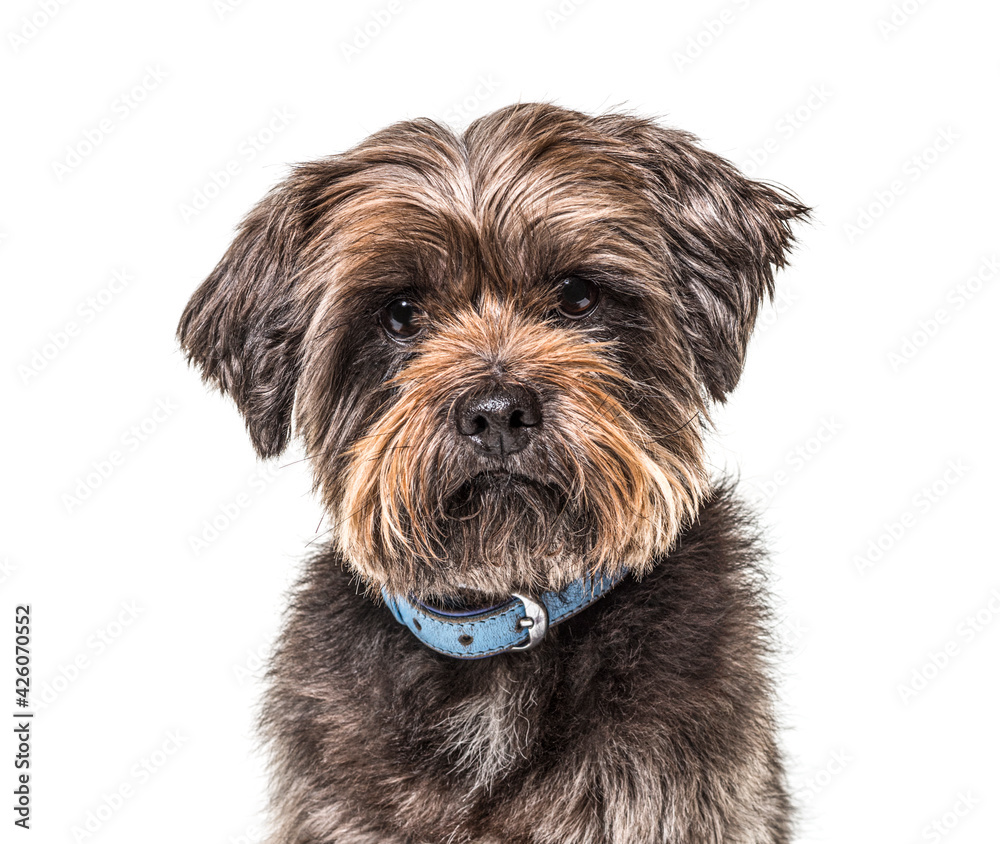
[{"x1": 179, "y1": 102, "x2": 808, "y2": 843}]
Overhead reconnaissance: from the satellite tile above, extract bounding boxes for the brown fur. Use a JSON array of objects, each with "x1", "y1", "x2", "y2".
[{"x1": 178, "y1": 103, "x2": 808, "y2": 842}]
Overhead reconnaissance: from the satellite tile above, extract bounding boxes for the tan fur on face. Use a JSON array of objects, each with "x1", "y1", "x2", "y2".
[{"x1": 334, "y1": 298, "x2": 706, "y2": 599}]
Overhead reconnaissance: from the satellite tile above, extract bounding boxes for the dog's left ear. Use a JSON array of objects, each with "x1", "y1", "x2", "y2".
[
  {"x1": 597, "y1": 116, "x2": 810, "y2": 401},
  {"x1": 178, "y1": 168, "x2": 324, "y2": 458}
]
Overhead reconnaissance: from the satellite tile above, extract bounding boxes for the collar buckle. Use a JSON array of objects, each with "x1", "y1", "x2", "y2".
[{"x1": 510, "y1": 593, "x2": 549, "y2": 651}]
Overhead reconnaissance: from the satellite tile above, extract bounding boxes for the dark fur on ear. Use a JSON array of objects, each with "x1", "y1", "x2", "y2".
[
  {"x1": 596, "y1": 116, "x2": 810, "y2": 400},
  {"x1": 177, "y1": 170, "x2": 321, "y2": 457}
]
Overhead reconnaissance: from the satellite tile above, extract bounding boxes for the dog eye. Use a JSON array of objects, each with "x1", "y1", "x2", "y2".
[
  {"x1": 557, "y1": 276, "x2": 600, "y2": 319},
  {"x1": 380, "y1": 298, "x2": 423, "y2": 340}
]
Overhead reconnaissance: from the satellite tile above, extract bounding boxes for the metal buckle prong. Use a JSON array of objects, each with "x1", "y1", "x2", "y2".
[{"x1": 510, "y1": 593, "x2": 548, "y2": 651}]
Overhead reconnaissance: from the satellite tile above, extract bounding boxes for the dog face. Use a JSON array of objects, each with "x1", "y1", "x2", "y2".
[{"x1": 179, "y1": 103, "x2": 806, "y2": 601}]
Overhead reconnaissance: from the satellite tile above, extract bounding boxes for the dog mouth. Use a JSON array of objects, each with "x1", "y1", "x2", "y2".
[
  {"x1": 446, "y1": 471, "x2": 560, "y2": 513},
  {"x1": 431, "y1": 470, "x2": 578, "y2": 571}
]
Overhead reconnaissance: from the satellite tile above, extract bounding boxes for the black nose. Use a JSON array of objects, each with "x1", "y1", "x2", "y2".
[{"x1": 455, "y1": 384, "x2": 542, "y2": 456}]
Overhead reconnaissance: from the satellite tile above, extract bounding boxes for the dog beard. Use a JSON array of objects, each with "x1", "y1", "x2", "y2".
[
  {"x1": 420, "y1": 472, "x2": 590, "y2": 601},
  {"x1": 339, "y1": 446, "x2": 701, "y2": 603}
]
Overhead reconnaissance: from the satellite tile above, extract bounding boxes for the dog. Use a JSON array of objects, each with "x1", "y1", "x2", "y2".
[{"x1": 178, "y1": 102, "x2": 808, "y2": 843}]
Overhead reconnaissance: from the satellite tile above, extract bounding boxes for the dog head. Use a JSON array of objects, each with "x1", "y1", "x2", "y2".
[{"x1": 178, "y1": 103, "x2": 807, "y2": 601}]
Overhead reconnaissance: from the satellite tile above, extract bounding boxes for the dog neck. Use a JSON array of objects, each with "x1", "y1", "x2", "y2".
[{"x1": 381, "y1": 569, "x2": 628, "y2": 659}]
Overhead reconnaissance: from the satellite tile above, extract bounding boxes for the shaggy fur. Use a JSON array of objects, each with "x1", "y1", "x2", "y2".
[{"x1": 178, "y1": 102, "x2": 807, "y2": 843}]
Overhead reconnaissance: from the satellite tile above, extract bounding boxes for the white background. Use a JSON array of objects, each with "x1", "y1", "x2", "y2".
[{"x1": 3, "y1": 0, "x2": 998, "y2": 841}]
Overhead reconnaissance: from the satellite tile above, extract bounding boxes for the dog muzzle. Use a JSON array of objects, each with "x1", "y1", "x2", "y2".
[{"x1": 381, "y1": 570, "x2": 628, "y2": 659}]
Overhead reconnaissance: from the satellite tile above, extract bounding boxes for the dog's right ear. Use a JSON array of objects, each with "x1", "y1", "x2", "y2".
[{"x1": 178, "y1": 169, "x2": 321, "y2": 458}]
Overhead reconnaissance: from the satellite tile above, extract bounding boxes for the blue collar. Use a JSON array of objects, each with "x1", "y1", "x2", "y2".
[{"x1": 381, "y1": 569, "x2": 627, "y2": 659}]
